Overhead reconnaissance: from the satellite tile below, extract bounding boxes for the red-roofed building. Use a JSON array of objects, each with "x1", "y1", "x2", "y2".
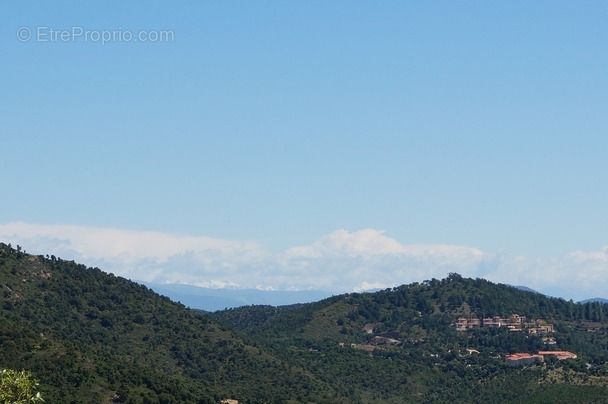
[
  {"x1": 505, "y1": 353, "x2": 544, "y2": 366},
  {"x1": 538, "y1": 351, "x2": 577, "y2": 360}
]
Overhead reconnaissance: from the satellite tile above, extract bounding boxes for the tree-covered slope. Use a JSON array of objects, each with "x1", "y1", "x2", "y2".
[
  {"x1": 213, "y1": 274, "x2": 608, "y2": 402},
  {"x1": 216, "y1": 274, "x2": 608, "y2": 350},
  {"x1": 3, "y1": 242, "x2": 608, "y2": 403},
  {"x1": 0, "y1": 243, "x2": 337, "y2": 403}
]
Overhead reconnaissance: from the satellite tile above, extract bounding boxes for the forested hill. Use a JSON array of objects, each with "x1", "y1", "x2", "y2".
[
  {"x1": 3, "y1": 242, "x2": 608, "y2": 403},
  {"x1": 213, "y1": 274, "x2": 608, "y2": 402},
  {"x1": 215, "y1": 274, "x2": 608, "y2": 338},
  {"x1": 0, "y1": 243, "x2": 338, "y2": 403}
]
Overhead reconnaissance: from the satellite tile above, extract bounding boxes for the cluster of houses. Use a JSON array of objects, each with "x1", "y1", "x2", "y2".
[
  {"x1": 505, "y1": 351, "x2": 577, "y2": 366},
  {"x1": 455, "y1": 314, "x2": 554, "y2": 334}
]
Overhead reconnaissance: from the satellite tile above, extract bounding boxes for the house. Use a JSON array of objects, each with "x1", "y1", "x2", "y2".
[
  {"x1": 455, "y1": 314, "x2": 553, "y2": 334},
  {"x1": 456, "y1": 317, "x2": 469, "y2": 331},
  {"x1": 510, "y1": 314, "x2": 526, "y2": 323},
  {"x1": 538, "y1": 351, "x2": 577, "y2": 360},
  {"x1": 505, "y1": 353, "x2": 544, "y2": 366},
  {"x1": 456, "y1": 317, "x2": 481, "y2": 330},
  {"x1": 483, "y1": 316, "x2": 509, "y2": 328},
  {"x1": 542, "y1": 337, "x2": 557, "y2": 345},
  {"x1": 528, "y1": 324, "x2": 554, "y2": 334},
  {"x1": 506, "y1": 350, "x2": 577, "y2": 366}
]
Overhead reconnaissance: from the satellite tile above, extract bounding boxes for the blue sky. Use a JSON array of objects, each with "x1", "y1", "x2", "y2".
[{"x1": 1, "y1": 2, "x2": 607, "y2": 299}]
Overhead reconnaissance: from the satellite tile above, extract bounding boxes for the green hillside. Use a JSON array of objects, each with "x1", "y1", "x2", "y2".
[
  {"x1": 0, "y1": 243, "x2": 335, "y2": 403},
  {"x1": 3, "y1": 243, "x2": 608, "y2": 403},
  {"x1": 213, "y1": 274, "x2": 608, "y2": 402}
]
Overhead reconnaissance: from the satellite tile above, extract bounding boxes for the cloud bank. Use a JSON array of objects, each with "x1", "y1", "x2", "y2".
[{"x1": 0, "y1": 222, "x2": 606, "y2": 300}]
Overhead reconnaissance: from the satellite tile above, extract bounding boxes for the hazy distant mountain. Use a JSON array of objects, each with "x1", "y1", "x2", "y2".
[
  {"x1": 508, "y1": 285, "x2": 608, "y2": 305},
  {"x1": 578, "y1": 297, "x2": 608, "y2": 304},
  {"x1": 509, "y1": 286, "x2": 607, "y2": 304},
  {"x1": 141, "y1": 282, "x2": 333, "y2": 311},
  {"x1": 142, "y1": 281, "x2": 607, "y2": 311}
]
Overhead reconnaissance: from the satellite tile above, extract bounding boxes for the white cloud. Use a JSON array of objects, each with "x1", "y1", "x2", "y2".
[
  {"x1": 0, "y1": 222, "x2": 264, "y2": 284},
  {"x1": 280, "y1": 229, "x2": 485, "y2": 291},
  {"x1": 480, "y1": 249, "x2": 608, "y2": 301},
  {"x1": 0, "y1": 222, "x2": 252, "y2": 260},
  {"x1": 0, "y1": 222, "x2": 607, "y2": 300}
]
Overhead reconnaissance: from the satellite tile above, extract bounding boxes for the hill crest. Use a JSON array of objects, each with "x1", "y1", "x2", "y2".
[{"x1": 4, "y1": 244, "x2": 608, "y2": 403}]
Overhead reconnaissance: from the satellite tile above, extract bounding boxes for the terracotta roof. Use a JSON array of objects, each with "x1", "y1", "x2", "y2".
[
  {"x1": 506, "y1": 353, "x2": 540, "y2": 360},
  {"x1": 538, "y1": 351, "x2": 577, "y2": 359}
]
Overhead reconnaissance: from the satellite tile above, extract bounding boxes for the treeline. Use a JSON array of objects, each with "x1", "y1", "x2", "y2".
[{"x1": 368, "y1": 273, "x2": 608, "y2": 322}]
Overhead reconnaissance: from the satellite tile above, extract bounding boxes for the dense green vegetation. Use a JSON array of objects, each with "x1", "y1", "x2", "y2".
[
  {"x1": 2, "y1": 243, "x2": 608, "y2": 402},
  {"x1": 213, "y1": 273, "x2": 608, "y2": 402},
  {"x1": 0, "y1": 243, "x2": 334, "y2": 403},
  {"x1": 0, "y1": 369, "x2": 44, "y2": 403}
]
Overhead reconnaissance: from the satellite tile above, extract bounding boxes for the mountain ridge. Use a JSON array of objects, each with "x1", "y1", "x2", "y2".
[
  {"x1": 140, "y1": 281, "x2": 333, "y2": 311},
  {"x1": 579, "y1": 297, "x2": 608, "y2": 304},
  {"x1": 143, "y1": 280, "x2": 608, "y2": 312},
  {"x1": 3, "y1": 244, "x2": 608, "y2": 402}
]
